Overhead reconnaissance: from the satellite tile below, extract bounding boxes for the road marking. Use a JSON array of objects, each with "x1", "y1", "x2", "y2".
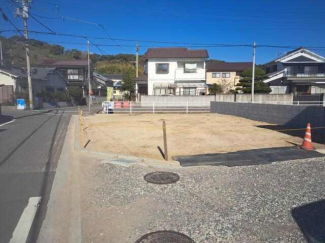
[
  {"x1": 9, "y1": 197, "x2": 41, "y2": 243},
  {"x1": 0, "y1": 119, "x2": 15, "y2": 127}
]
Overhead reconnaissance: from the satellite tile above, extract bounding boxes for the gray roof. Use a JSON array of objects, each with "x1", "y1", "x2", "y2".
[
  {"x1": 134, "y1": 74, "x2": 148, "y2": 82},
  {"x1": 93, "y1": 72, "x2": 109, "y2": 81},
  {"x1": 0, "y1": 66, "x2": 56, "y2": 80},
  {"x1": 144, "y1": 48, "x2": 209, "y2": 59},
  {"x1": 206, "y1": 62, "x2": 252, "y2": 72},
  {"x1": 39, "y1": 60, "x2": 89, "y2": 67},
  {"x1": 103, "y1": 74, "x2": 123, "y2": 80}
]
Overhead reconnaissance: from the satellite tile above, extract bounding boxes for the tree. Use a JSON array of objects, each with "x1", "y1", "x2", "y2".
[
  {"x1": 65, "y1": 49, "x2": 82, "y2": 59},
  {"x1": 67, "y1": 86, "x2": 83, "y2": 103},
  {"x1": 50, "y1": 45, "x2": 64, "y2": 55},
  {"x1": 209, "y1": 83, "x2": 223, "y2": 95},
  {"x1": 236, "y1": 67, "x2": 271, "y2": 93},
  {"x1": 121, "y1": 67, "x2": 136, "y2": 100}
]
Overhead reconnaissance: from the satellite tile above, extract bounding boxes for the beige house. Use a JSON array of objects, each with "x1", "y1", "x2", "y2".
[{"x1": 206, "y1": 62, "x2": 252, "y2": 93}]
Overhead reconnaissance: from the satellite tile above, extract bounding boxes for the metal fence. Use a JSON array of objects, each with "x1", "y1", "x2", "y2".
[{"x1": 102, "y1": 101, "x2": 210, "y2": 114}]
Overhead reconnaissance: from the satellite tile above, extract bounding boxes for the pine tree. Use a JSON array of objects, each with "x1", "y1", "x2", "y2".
[{"x1": 236, "y1": 68, "x2": 271, "y2": 93}]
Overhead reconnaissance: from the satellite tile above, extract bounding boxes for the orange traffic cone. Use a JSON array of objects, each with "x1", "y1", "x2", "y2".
[{"x1": 301, "y1": 123, "x2": 315, "y2": 151}]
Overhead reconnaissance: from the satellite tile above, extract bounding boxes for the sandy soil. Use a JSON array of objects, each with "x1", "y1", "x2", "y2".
[{"x1": 82, "y1": 113, "x2": 320, "y2": 161}]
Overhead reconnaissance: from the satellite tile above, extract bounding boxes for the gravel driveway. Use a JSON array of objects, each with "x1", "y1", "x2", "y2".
[{"x1": 78, "y1": 154, "x2": 325, "y2": 243}]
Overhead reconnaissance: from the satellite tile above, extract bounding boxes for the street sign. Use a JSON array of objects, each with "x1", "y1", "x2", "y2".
[{"x1": 17, "y1": 99, "x2": 25, "y2": 110}]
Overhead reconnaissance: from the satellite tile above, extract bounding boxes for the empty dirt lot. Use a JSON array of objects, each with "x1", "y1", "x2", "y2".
[{"x1": 81, "y1": 113, "x2": 324, "y2": 161}]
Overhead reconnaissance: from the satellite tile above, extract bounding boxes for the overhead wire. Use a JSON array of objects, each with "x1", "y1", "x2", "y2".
[{"x1": 0, "y1": 8, "x2": 25, "y2": 37}]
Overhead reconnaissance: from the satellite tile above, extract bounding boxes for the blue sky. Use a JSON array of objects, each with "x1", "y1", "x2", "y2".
[{"x1": 1, "y1": 0, "x2": 325, "y2": 64}]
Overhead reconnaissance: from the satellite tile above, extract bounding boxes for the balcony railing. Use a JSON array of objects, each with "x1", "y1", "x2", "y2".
[{"x1": 285, "y1": 72, "x2": 325, "y2": 78}]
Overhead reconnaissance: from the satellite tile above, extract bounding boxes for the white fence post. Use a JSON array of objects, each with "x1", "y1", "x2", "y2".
[
  {"x1": 186, "y1": 102, "x2": 188, "y2": 114},
  {"x1": 130, "y1": 102, "x2": 132, "y2": 114},
  {"x1": 298, "y1": 101, "x2": 300, "y2": 106},
  {"x1": 153, "y1": 101, "x2": 155, "y2": 114}
]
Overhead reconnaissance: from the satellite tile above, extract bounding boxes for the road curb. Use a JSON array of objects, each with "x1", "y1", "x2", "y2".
[{"x1": 37, "y1": 116, "x2": 82, "y2": 243}]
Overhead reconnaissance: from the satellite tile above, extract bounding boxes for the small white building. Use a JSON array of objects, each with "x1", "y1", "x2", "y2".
[{"x1": 135, "y1": 48, "x2": 209, "y2": 96}]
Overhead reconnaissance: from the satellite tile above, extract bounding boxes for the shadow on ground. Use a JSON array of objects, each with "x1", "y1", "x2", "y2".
[
  {"x1": 292, "y1": 200, "x2": 325, "y2": 243},
  {"x1": 0, "y1": 115, "x2": 13, "y2": 125},
  {"x1": 174, "y1": 146, "x2": 324, "y2": 167},
  {"x1": 257, "y1": 125, "x2": 325, "y2": 144}
]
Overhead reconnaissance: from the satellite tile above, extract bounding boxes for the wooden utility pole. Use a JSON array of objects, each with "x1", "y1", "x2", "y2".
[
  {"x1": 0, "y1": 40, "x2": 3, "y2": 66},
  {"x1": 136, "y1": 43, "x2": 139, "y2": 78},
  {"x1": 87, "y1": 40, "x2": 91, "y2": 113},
  {"x1": 162, "y1": 120, "x2": 168, "y2": 161},
  {"x1": 251, "y1": 41, "x2": 256, "y2": 103},
  {"x1": 20, "y1": 0, "x2": 33, "y2": 109}
]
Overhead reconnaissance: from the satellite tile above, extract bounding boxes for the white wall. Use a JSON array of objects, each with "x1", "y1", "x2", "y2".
[
  {"x1": 270, "y1": 86, "x2": 288, "y2": 94},
  {"x1": 0, "y1": 73, "x2": 16, "y2": 90},
  {"x1": 147, "y1": 57, "x2": 206, "y2": 95}
]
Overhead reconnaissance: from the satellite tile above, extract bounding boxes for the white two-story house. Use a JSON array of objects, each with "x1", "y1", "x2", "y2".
[
  {"x1": 264, "y1": 47, "x2": 325, "y2": 95},
  {"x1": 135, "y1": 48, "x2": 209, "y2": 96}
]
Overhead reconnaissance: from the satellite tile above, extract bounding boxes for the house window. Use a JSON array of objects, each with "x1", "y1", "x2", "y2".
[
  {"x1": 154, "y1": 88, "x2": 175, "y2": 95},
  {"x1": 184, "y1": 63, "x2": 197, "y2": 73},
  {"x1": 305, "y1": 66, "x2": 318, "y2": 74},
  {"x1": 222, "y1": 73, "x2": 230, "y2": 78},
  {"x1": 156, "y1": 63, "x2": 169, "y2": 74},
  {"x1": 212, "y1": 73, "x2": 220, "y2": 78},
  {"x1": 183, "y1": 87, "x2": 196, "y2": 96},
  {"x1": 67, "y1": 69, "x2": 84, "y2": 80}
]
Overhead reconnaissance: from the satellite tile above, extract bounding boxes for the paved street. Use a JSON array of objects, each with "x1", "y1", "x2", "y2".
[{"x1": 0, "y1": 109, "x2": 72, "y2": 243}]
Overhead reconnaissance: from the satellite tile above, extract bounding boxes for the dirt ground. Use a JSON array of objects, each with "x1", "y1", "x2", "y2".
[{"x1": 82, "y1": 113, "x2": 323, "y2": 161}]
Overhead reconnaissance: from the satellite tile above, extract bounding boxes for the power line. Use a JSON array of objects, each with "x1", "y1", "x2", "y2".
[
  {"x1": 30, "y1": 13, "x2": 61, "y2": 19},
  {"x1": 0, "y1": 8, "x2": 25, "y2": 37},
  {"x1": 2, "y1": 29, "x2": 325, "y2": 51},
  {"x1": 27, "y1": 6, "x2": 125, "y2": 50},
  {"x1": 6, "y1": 0, "x2": 56, "y2": 34}
]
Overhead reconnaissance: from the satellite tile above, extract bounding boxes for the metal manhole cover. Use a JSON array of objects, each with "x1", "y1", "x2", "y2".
[
  {"x1": 144, "y1": 172, "x2": 180, "y2": 184},
  {"x1": 135, "y1": 230, "x2": 195, "y2": 243}
]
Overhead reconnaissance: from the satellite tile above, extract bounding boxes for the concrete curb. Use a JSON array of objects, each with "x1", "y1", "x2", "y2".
[
  {"x1": 73, "y1": 115, "x2": 182, "y2": 169},
  {"x1": 37, "y1": 116, "x2": 82, "y2": 243}
]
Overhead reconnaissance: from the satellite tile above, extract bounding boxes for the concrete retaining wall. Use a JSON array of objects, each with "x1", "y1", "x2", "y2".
[{"x1": 211, "y1": 101, "x2": 325, "y2": 143}]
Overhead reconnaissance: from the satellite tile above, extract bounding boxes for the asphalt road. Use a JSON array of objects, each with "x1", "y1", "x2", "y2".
[{"x1": 0, "y1": 109, "x2": 72, "y2": 243}]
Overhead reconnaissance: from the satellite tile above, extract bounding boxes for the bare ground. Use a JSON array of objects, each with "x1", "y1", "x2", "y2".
[{"x1": 83, "y1": 113, "x2": 320, "y2": 160}]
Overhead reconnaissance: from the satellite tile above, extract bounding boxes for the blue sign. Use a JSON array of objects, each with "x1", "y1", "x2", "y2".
[{"x1": 17, "y1": 99, "x2": 26, "y2": 110}]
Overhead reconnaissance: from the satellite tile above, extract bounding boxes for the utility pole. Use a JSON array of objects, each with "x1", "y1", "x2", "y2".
[
  {"x1": 136, "y1": 42, "x2": 139, "y2": 78},
  {"x1": 251, "y1": 41, "x2": 256, "y2": 103},
  {"x1": 16, "y1": 0, "x2": 33, "y2": 109},
  {"x1": 0, "y1": 40, "x2": 3, "y2": 66},
  {"x1": 87, "y1": 40, "x2": 91, "y2": 113}
]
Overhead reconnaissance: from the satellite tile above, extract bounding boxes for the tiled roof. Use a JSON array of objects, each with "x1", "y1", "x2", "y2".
[
  {"x1": 134, "y1": 74, "x2": 148, "y2": 82},
  {"x1": 143, "y1": 48, "x2": 209, "y2": 59},
  {"x1": 103, "y1": 74, "x2": 123, "y2": 80},
  {"x1": 39, "y1": 60, "x2": 88, "y2": 67},
  {"x1": 0, "y1": 66, "x2": 55, "y2": 80},
  {"x1": 206, "y1": 62, "x2": 252, "y2": 72}
]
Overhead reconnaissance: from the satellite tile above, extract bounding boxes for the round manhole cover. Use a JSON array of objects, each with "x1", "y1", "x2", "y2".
[
  {"x1": 135, "y1": 230, "x2": 195, "y2": 243},
  {"x1": 144, "y1": 172, "x2": 180, "y2": 184}
]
